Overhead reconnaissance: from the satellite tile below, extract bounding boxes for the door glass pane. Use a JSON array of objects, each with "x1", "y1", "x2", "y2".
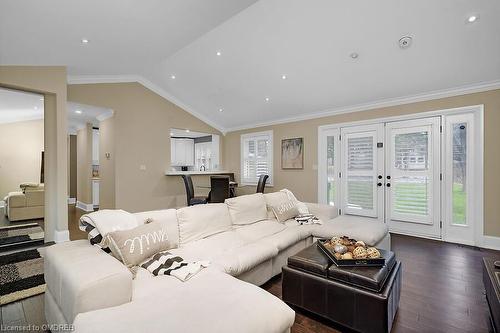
[
  {"x1": 348, "y1": 136, "x2": 373, "y2": 170},
  {"x1": 347, "y1": 176, "x2": 373, "y2": 210},
  {"x1": 452, "y1": 123, "x2": 467, "y2": 225},
  {"x1": 394, "y1": 176, "x2": 428, "y2": 216},
  {"x1": 327, "y1": 136, "x2": 336, "y2": 205},
  {"x1": 395, "y1": 132, "x2": 428, "y2": 170}
]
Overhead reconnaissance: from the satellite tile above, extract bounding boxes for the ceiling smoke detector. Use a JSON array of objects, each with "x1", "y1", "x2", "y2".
[{"x1": 399, "y1": 36, "x2": 413, "y2": 49}]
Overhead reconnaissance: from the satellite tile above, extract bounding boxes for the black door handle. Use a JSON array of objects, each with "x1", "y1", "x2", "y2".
[
  {"x1": 387, "y1": 175, "x2": 391, "y2": 180},
  {"x1": 378, "y1": 175, "x2": 382, "y2": 179},
  {"x1": 386, "y1": 183, "x2": 391, "y2": 187},
  {"x1": 377, "y1": 182, "x2": 383, "y2": 187}
]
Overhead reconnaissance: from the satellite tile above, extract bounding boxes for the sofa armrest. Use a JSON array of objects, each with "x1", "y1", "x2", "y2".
[
  {"x1": 304, "y1": 202, "x2": 338, "y2": 221},
  {"x1": 44, "y1": 240, "x2": 133, "y2": 324}
]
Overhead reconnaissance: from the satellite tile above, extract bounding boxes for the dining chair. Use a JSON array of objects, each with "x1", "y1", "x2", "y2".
[
  {"x1": 256, "y1": 174, "x2": 269, "y2": 193},
  {"x1": 210, "y1": 176, "x2": 230, "y2": 203},
  {"x1": 181, "y1": 175, "x2": 208, "y2": 206}
]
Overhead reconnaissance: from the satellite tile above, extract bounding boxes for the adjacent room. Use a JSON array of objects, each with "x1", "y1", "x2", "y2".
[
  {"x1": 0, "y1": 1, "x2": 499, "y2": 332},
  {"x1": 0, "y1": 87, "x2": 45, "y2": 250}
]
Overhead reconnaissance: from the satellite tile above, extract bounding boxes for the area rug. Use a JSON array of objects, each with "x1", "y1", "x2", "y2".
[
  {"x1": 0, "y1": 248, "x2": 45, "y2": 305},
  {"x1": 0, "y1": 223, "x2": 44, "y2": 252}
]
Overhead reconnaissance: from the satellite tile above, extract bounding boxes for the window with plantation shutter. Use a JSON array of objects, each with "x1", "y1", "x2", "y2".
[{"x1": 241, "y1": 131, "x2": 273, "y2": 185}]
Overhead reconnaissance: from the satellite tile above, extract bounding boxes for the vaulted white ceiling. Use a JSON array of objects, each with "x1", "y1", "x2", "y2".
[{"x1": 1, "y1": 0, "x2": 499, "y2": 132}]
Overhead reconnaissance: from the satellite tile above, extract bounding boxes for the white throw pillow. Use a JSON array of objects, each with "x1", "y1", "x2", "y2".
[
  {"x1": 177, "y1": 203, "x2": 232, "y2": 246},
  {"x1": 225, "y1": 193, "x2": 268, "y2": 225}
]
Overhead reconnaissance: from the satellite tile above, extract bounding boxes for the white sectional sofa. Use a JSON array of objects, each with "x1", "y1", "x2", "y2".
[{"x1": 44, "y1": 192, "x2": 390, "y2": 333}]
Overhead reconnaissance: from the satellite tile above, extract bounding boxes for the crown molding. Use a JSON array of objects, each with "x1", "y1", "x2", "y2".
[
  {"x1": 67, "y1": 75, "x2": 141, "y2": 84},
  {"x1": 224, "y1": 79, "x2": 500, "y2": 133},
  {"x1": 67, "y1": 75, "x2": 500, "y2": 135},
  {"x1": 67, "y1": 74, "x2": 227, "y2": 134}
]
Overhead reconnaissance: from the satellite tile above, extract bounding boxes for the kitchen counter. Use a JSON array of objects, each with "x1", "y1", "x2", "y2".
[{"x1": 165, "y1": 170, "x2": 230, "y2": 176}]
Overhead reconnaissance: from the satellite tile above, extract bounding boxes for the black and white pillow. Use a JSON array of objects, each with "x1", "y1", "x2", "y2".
[{"x1": 141, "y1": 251, "x2": 209, "y2": 281}]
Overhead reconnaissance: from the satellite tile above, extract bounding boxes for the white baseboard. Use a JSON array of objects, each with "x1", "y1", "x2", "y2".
[
  {"x1": 76, "y1": 201, "x2": 94, "y2": 212},
  {"x1": 480, "y1": 235, "x2": 500, "y2": 251},
  {"x1": 54, "y1": 230, "x2": 70, "y2": 243},
  {"x1": 67, "y1": 197, "x2": 76, "y2": 204}
]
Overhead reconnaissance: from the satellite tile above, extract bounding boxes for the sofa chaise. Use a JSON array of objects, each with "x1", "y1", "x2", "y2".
[{"x1": 44, "y1": 192, "x2": 390, "y2": 333}]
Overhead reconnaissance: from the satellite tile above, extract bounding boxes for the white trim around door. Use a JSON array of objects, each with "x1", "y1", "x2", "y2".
[{"x1": 318, "y1": 105, "x2": 487, "y2": 248}]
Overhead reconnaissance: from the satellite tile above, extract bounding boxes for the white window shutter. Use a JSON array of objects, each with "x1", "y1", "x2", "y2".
[{"x1": 241, "y1": 131, "x2": 273, "y2": 185}]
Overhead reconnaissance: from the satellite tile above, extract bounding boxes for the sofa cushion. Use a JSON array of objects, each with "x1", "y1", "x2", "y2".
[
  {"x1": 233, "y1": 220, "x2": 286, "y2": 242},
  {"x1": 133, "y1": 209, "x2": 179, "y2": 248},
  {"x1": 225, "y1": 193, "x2": 267, "y2": 225},
  {"x1": 73, "y1": 268, "x2": 295, "y2": 333},
  {"x1": 171, "y1": 231, "x2": 247, "y2": 262},
  {"x1": 105, "y1": 221, "x2": 171, "y2": 267},
  {"x1": 6, "y1": 192, "x2": 25, "y2": 208},
  {"x1": 44, "y1": 240, "x2": 132, "y2": 323},
  {"x1": 177, "y1": 203, "x2": 231, "y2": 246},
  {"x1": 25, "y1": 189, "x2": 44, "y2": 207},
  {"x1": 177, "y1": 203, "x2": 232, "y2": 246},
  {"x1": 311, "y1": 215, "x2": 389, "y2": 246},
  {"x1": 261, "y1": 226, "x2": 312, "y2": 251},
  {"x1": 211, "y1": 241, "x2": 279, "y2": 276}
]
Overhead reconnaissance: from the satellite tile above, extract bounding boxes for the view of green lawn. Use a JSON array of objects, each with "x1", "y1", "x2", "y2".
[{"x1": 327, "y1": 181, "x2": 466, "y2": 224}]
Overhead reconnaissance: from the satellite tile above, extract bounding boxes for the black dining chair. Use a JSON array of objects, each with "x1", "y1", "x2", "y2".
[
  {"x1": 256, "y1": 174, "x2": 269, "y2": 193},
  {"x1": 210, "y1": 176, "x2": 230, "y2": 203},
  {"x1": 181, "y1": 175, "x2": 208, "y2": 206}
]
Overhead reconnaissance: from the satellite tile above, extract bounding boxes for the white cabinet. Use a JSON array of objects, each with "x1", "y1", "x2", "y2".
[{"x1": 171, "y1": 138, "x2": 194, "y2": 166}]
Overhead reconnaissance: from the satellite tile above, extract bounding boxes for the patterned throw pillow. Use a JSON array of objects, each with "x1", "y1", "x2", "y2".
[
  {"x1": 270, "y1": 200, "x2": 300, "y2": 223},
  {"x1": 105, "y1": 221, "x2": 171, "y2": 267}
]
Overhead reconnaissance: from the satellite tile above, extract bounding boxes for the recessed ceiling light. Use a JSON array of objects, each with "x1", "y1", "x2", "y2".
[
  {"x1": 399, "y1": 36, "x2": 413, "y2": 49},
  {"x1": 216, "y1": 51, "x2": 222, "y2": 56},
  {"x1": 81, "y1": 38, "x2": 89, "y2": 44},
  {"x1": 170, "y1": 75, "x2": 176, "y2": 80},
  {"x1": 350, "y1": 52, "x2": 359, "y2": 59},
  {"x1": 185, "y1": 129, "x2": 190, "y2": 133},
  {"x1": 218, "y1": 108, "x2": 223, "y2": 112},
  {"x1": 75, "y1": 110, "x2": 82, "y2": 114},
  {"x1": 467, "y1": 14, "x2": 479, "y2": 23},
  {"x1": 281, "y1": 75, "x2": 287, "y2": 80},
  {"x1": 265, "y1": 97, "x2": 270, "y2": 102}
]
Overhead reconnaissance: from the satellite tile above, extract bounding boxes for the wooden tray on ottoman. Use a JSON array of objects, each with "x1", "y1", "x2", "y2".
[{"x1": 317, "y1": 238, "x2": 385, "y2": 267}]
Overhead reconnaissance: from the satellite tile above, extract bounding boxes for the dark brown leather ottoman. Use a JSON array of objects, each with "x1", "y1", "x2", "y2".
[
  {"x1": 283, "y1": 243, "x2": 401, "y2": 333},
  {"x1": 483, "y1": 258, "x2": 500, "y2": 332}
]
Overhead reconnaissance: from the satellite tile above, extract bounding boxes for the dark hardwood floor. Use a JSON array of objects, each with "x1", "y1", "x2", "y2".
[
  {"x1": 1, "y1": 233, "x2": 499, "y2": 332},
  {"x1": 263, "y1": 234, "x2": 500, "y2": 333}
]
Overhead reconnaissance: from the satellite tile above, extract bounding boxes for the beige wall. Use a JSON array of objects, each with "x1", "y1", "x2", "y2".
[
  {"x1": 76, "y1": 124, "x2": 93, "y2": 204},
  {"x1": 98, "y1": 117, "x2": 115, "y2": 209},
  {"x1": 0, "y1": 119, "x2": 44, "y2": 199},
  {"x1": 225, "y1": 89, "x2": 500, "y2": 238},
  {"x1": 0, "y1": 66, "x2": 68, "y2": 242},
  {"x1": 67, "y1": 82, "x2": 223, "y2": 212}
]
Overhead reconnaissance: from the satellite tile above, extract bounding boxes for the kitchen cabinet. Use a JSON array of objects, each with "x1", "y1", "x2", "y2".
[{"x1": 171, "y1": 138, "x2": 194, "y2": 166}]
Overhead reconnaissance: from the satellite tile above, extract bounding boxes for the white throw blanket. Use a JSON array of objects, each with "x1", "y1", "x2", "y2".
[
  {"x1": 79, "y1": 209, "x2": 140, "y2": 238},
  {"x1": 141, "y1": 251, "x2": 210, "y2": 282}
]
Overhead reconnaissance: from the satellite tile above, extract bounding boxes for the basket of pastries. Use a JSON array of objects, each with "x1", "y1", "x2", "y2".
[{"x1": 317, "y1": 236, "x2": 385, "y2": 267}]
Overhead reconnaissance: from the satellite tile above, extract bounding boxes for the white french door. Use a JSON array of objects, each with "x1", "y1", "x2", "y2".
[
  {"x1": 340, "y1": 124, "x2": 384, "y2": 221},
  {"x1": 385, "y1": 118, "x2": 441, "y2": 238},
  {"x1": 318, "y1": 107, "x2": 482, "y2": 245}
]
